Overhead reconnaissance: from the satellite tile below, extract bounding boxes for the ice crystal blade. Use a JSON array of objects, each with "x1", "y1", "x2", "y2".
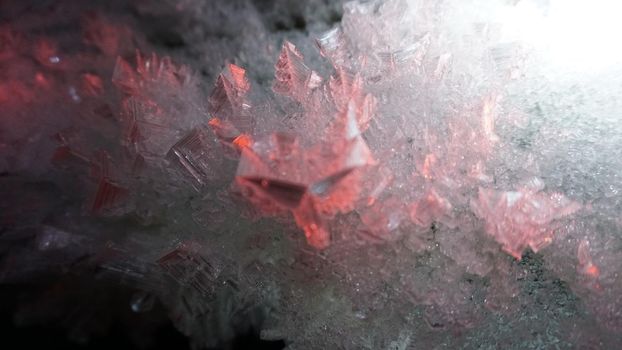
[
  {"x1": 208, "y1": 63, "x2": 253, "y2": 134},
  {"x1": 273, "y1": 41, "x2": 321, "y2": 101},
  {"x1": 167, "y1": 128, "x2": 218, "y2": 189},
  {"x1": 472, "y1": 186, "x2": 581, "y2": 259}
]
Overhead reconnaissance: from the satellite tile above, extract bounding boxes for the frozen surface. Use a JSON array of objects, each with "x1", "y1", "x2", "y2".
[{"x1": 1, "y1": 0, "x2": 622, "y2": 348}]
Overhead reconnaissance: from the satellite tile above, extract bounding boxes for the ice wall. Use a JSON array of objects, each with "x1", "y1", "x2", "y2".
[{"x1": 1, "y1": 0, "x2": 621, "y2": 348}]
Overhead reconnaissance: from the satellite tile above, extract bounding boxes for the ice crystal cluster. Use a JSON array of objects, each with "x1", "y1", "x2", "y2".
[{"x1": 1, "y1": 0, "x2": 622, "y2": 348}]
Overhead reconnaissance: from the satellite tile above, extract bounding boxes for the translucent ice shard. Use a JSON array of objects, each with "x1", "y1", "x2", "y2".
[
  {"x1": 236, "y1": 134, "x2": 307, "y2": 211},
  {"x1": 113, "y1": 52, "x2": 202, "y2": 161},
  {"x1": 135, "y1": 52, "x2": 192, "y2": 88},
  {"x1": 231, "y1": 40, "x2": 379, "y2": 245},
  {"x1": 208, "y1": 63, "x2": 253, "y2": 134},
  {"x1": 328, "y1": 69, "x2": 377, "y2": 136},
  {"x1": 359, "y1": 165, "x2": 393, "y2": 206},
  {"x1": 208, "y1": 117, "x2": 241, "y2": 144},
  {"x1": 307, "y1": 136, "x2": 375, "y2": 216},
  {"x1": 316, "y1": 27, "x2": 348, "y2": 69},
  {"x1": 273, "y1": 41, "x2": 322, "y2": 102},
  {"x1": 337, "y1": 135, "x2": 375, "y2": 170},
  {"x1": 329, "y1": 69, "x2": 361, "y2": 111},
  {"x1": 378, "y1": 33, "x2": 430, "y2": 73},
  {"x1": 235, "y1": 128, "x2": 375, "y2": 248},
  {"x1": 120, "y1": 96, "x2": 180, "y2": 156},
  {"x1": 471, "y1": 186, "x2": 581, "y2": 259},
  {"x1": 309, "y1": 168, "x2": 355, "y2": 197},
  {"x1": 166, "y1": 127, "x2": 219, "y2": 190},
  {"x1": 113, "y1": 52, "x2": 194, "y2": 96},
  {"x1": 238, "y1": 133, "x2": 304, "y2": 181}
]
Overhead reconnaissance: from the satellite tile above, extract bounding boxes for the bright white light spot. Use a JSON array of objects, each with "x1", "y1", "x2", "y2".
[{"x1": 499, "y1": 0, "x2": 622, "y2": 72}]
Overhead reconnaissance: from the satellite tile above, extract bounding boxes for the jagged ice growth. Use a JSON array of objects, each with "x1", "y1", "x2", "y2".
[{"x1": 1, "y1": 0, "x2": 622, "y2": 348}]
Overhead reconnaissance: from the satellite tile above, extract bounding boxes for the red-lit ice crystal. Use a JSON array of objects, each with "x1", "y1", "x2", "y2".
[
  {"x1": 273, "y1": 41, "x2": 322, "y2": 102},
  {"x1": 4, "y1": 0, "x2": 622, "y2": 346},
  {"x1": 471, "y1": 185, "x2": 581, "y2": 259},
  {"x1": 235, "y1": 131, "x2": 375, "y2": 248},
  {"x1": 208, "y1": 63, "x2": 253, "y2": 136},
  {"x1": 112, "y1": 52, "x2": 195, "y2": 97},
  {"x1": 222, "y1": 41, "x2": 379, "y2": 249},
  {"x1": 113, "y1": 52, "x2": 202, "y2": 159}
]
